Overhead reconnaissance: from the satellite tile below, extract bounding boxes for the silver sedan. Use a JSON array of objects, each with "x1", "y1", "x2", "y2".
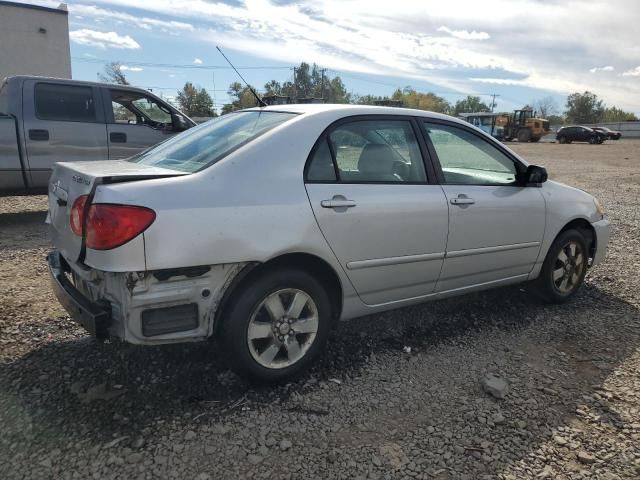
[{"x1": 47, "y1": 104, "x2": 610, "y2": 382}]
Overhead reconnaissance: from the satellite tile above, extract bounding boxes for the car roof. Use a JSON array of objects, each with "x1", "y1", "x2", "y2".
[
  {"x1": 244, "y1": 103, "x2": 468, "y2": 125},
  {"x1": 4, "y1": 75, "x2": 157, "y2": 94}
]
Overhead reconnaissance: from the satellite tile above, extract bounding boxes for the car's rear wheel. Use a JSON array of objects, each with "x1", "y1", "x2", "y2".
[
  {"x1": 558, "y1": 136, "x2": 567, "y2": 144},
  {"x1": 218, "y1": 268, "x2": 332, "y2": 382},
  {"x1": 533, "y1": 229, "x2": 589, "y2": 303}
]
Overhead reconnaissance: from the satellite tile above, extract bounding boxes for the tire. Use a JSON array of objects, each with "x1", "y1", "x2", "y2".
[
  {"x1": 558, "y1": 136, "x2": 567, "y2": 144},
  {"x1": 218, "y1": 267, "x2": 332, "y2": 383},
  {"x1": 530, "y1": 137, "x2": 540, "y2": 143},
  {"x1": 589, "y1": 136, "x2": 597, "y2": 144},
  {"x1": 532, "y1": 229, "x2": 589, "y2": 304},
  {"x1": 517, "y1": 129, "x2": 531, "y2": 142}
]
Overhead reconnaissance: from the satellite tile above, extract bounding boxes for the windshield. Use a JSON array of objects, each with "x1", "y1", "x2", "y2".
[{"x1": 129, "y1": 111, "x2": 297, "y2": 173}]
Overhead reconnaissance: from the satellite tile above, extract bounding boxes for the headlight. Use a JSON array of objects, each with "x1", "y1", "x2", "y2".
[{"x1": 593, "y1": 197, "x2": 605, "y2": 218}]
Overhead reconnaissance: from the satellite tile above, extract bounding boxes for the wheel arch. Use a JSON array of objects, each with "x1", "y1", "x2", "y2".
[
  {"x1": 213, "y1": 252, "x2": 344, "y2": 335},
  {"x1": 555, "y1": 218, "x2": 596, "y2": 260}
]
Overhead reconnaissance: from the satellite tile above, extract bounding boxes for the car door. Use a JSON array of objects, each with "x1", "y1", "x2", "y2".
[
  {"x1": 104, "y1": 88, "x2": 179, "y2": 159},
  {"x1": 304, "y1": 117, "x2": 449, "y2": 306},
  {"x1": 421, "y1": 121, "x2": 546, "y2": 293},
  {"x1": 22, "y1": 80, "x2": 108, "y2": 189}
]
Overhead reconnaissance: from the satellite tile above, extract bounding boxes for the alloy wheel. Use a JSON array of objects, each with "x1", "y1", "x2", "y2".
[
  {"x1": 247, "y1": 289, "x2": 319, "y2": 369},
  {"x1": 552, "y1": 241, "x2": 585, "y2": 294}
]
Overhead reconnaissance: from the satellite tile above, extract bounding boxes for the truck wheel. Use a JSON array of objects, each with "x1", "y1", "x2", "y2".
[
  {"x1": 517, "y1": 129, "x2": 531, "y2": 142},
  {"x1": 532, "y1": 229, "x2": 589, "y2": 304},
  {"x1": 218, "y1": 268, "x2": 332, "y2": 383}
]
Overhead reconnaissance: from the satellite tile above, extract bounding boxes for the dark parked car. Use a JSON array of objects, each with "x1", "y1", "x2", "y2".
[
  {"x1": 592, "y1": 126, "x2": 622, "y2": 140},
  {"x1": 556, "y1": 126, "x2": 606, "y2": 144}
]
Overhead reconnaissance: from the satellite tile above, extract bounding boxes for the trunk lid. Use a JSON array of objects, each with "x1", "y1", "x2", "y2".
[{"x1": 47, "y1": 160, "x2": 187, "y2": 263}]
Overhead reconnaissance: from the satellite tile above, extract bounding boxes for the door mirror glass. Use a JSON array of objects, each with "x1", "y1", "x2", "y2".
[
  {"x1": 522, "y1": 165, "x2": 547, "y2": 185},
  {"x1": 172, "y1": 113, "x2": 190, "y2": 132}
]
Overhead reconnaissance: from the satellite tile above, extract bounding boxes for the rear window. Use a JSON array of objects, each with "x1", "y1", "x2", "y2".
[
  {"x1": 35, "y1": 83, "x2": 97, "y2": 122},
  {"x1": 130, "y1": 111, "x2": 297, "y2": 173}
]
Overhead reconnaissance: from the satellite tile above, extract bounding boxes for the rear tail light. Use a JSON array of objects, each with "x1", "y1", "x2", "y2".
[
  {"x1": 85, "y1": 204, "x2": 156, "y2": 250},
  {"x1": 70, "y1": 195, "x2": 88, "y2": 236}
]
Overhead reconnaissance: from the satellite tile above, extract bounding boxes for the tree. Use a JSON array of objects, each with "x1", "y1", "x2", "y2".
[
  {"x1": 565, "y1": 91, "x2": 605, "y2": 124},
  {"x1": 601, "y1": 106, "x2": 638, "y2": 122},
  {"x1": 263, "y1": 80, "x2": 282, "y2": 96},
  {"x1": 98, "y1": 62, "x2": 130, "y2": 85},
  {"x1": 391, "y1": 87, "x2": 450, "y2": 113},
  {"x1": 453, "y1": 96, "x2": 490, "y2": 115},
  {"x1": 532, "y1": 96, "x2": 559, "y2": 119},
  {"x1": 176, "y1": 82, "x2": 216, "y2": 117},
  {"x1": 221, "y1": 81, "x2": 261, "y2": 114}
]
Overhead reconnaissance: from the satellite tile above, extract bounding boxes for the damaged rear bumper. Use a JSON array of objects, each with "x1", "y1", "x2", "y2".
[
  {"x1": 48, "y1": 251, "x2": 111, "y2": 339},
  {"x1": 47, "y1": 250, "x2": 247, "y2": 345}
]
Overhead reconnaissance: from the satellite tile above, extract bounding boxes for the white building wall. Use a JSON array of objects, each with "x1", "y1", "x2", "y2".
[{"x1": 0, "y1": 2, "x2": 71, "y2": 80}]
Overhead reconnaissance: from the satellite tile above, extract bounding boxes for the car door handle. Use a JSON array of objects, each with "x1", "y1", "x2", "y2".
[
  {"x1": 28, "y1": 129, "x2": 49, "y2": 141},
  {"x1": 450, "y1": 196, "x2": 475, "y2": 205},
  {"x1": 321, "y1": 198, "x2": 356, "y2": 209},
  {"x1": 110, "y1": 132, "x2": 127, "y2": 143}
]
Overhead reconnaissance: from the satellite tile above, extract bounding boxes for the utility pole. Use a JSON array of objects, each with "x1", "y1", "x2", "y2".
[
  {"x1": 490, "y1": 93, "x2": 500, "y2": 112},
  {"x1": 292, "y1": 67, "x2": 297, "y2": 102},
  {"x1": 212, "y1": 72, "x2": 217, "y2": 116},
  {"x1": 320, "y1": 68, "x2": 326, "y2": 102}
]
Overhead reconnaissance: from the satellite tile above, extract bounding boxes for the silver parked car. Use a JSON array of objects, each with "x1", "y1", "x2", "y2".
[{"x1": 47, "y1": 104, "x2": 610, "y2": 382}]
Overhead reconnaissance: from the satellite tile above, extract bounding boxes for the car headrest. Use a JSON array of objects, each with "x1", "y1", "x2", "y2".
[{"x1": 357, "y1": 144, "x2": 396, "y2": 174}]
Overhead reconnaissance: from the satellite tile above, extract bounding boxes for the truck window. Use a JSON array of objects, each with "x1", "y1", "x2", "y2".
[
  {"x1": 110, "y1": 90, "x2": 172, "y2": 127},
  {"x1": 35, "y1": 83, "x2": 97, "y2": 122}
]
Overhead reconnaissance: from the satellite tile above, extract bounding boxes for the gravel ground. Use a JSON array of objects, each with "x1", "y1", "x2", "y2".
[{"x1": 1, "y1": 140, "x2": 639, "y2": 479}]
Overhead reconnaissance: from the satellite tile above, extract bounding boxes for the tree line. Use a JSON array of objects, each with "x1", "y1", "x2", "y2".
[{"x1": 101, "y1": 61, "x2": 638, "y2": 124}]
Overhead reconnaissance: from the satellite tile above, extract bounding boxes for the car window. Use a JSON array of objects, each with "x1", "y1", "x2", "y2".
[
  {"x1": 307, "y1": 139, "x2": 337, "y2": 182},
  {"x1": 35, "y1": 83, "x2": 97, "y2": 122},
  {"x1": 130, "y1": 111, "x2": 297, "y2": 173},
  {"x1": 322, "y1": 120, "x2": 426, "y2": 183},
  {"x1": 423, "y1": 122, "x2": 518, "y2": 185},
  {"x1": 110, "y1": 90, "x2": 172, "y2": 126}
]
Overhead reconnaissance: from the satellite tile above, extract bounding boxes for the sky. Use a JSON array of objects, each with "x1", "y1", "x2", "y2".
[{"x1": 15, "y1": 0, "x2": 640, "y2": 115}]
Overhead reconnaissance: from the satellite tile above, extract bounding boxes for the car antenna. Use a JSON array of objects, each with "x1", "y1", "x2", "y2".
[{"x1": 216, "y1": 46, "x2": 267, "y2": 107}]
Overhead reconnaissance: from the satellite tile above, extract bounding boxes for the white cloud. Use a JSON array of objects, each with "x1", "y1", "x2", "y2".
[
  {"x1": 193, "y1": 58, "x2": 203, "y2": 64},
  {"x1": 70, "y1": 29, "x2": 140, "y2": 49},
  {"x1": 437, "y1": 26, "x2": 490, "y2": 40},
  {"x1": 622, "y1": 66, "x2": 640, "y2": 77},
  {"x1": 70, "y1": 5, "x2": 194, "y2": 32},
  {"x1": 469, "y1": 77, "x2": 528, "y2": 86},
  {"x1": 589, "y1": 66, "x2": 614, "y2": 73},
  {"x1": 120, "y1": 65, "x2": 144, "y2": 72}
]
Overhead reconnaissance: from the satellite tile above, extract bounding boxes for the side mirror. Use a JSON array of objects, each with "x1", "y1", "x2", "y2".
[
  {"x1": 172, "y1": 113, "x2": 190, "y2": 132},
  {"x1": 520, "y1": 165, "x2": 547, "y2": 186}
]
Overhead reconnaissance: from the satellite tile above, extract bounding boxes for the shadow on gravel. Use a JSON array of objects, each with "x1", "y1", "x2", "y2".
[
  {"x1": 1, "y1": 281, "x2": 638, "y2": 476},
  {"x1": 0, "y1": 210, "x2": 47, "y2": 227},
  {"x1": 0, "y1": 210, "x2": 48, "y2": 249}
]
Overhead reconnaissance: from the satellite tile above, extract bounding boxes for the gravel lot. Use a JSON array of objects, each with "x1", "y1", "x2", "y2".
[{"x1": 1, "y1": 140, "x2": 639, "y2": 479}]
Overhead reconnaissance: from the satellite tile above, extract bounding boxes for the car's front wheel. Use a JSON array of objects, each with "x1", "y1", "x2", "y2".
[
  {"x1": 218, "y1": 268, "x2": 332, "y2": 382},
  {"x1": 533, "y1": 229, "x2": 589, "y2": 303},
  {"x1": 558, "y1": 136, "x2": 567, "y2": 144}
]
